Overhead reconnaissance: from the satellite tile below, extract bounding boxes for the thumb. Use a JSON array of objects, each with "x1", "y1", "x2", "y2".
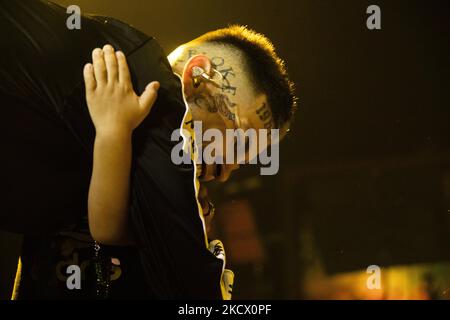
[{"x1": 139, "y1": 81, "x2": 160, "y2": 113}]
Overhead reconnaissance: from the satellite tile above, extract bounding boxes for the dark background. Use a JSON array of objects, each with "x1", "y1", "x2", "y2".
[{"x1": 1, "y1": 0, "x2": 449, "y2": 299}]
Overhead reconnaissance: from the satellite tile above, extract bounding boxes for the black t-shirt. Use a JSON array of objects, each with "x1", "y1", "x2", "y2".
[
  {"x1": 0, "y1": 0, "x2": 223, "y2": 299},
  {"x1": 17, "y1": 217, "x2": 152, "y2": 300}
]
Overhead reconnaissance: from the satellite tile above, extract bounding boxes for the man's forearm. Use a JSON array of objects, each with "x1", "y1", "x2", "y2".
[{"x1": 88, "y1": 128, "x2": 133, "y2": 245}]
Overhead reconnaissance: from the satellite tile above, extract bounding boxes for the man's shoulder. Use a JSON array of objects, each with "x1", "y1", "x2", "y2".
[{"x1": 87, "y1": 14, "x2": 153, "y2": 50}]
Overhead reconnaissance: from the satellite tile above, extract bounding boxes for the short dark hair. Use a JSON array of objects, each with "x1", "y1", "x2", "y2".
[{"x1": 194, "y1": 25, "x2": 297, "y2": 129}]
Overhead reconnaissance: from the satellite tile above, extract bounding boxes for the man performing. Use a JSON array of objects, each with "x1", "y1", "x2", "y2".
[{"x1": 0, "y1": 0, "x2": 296, "y2": 299}]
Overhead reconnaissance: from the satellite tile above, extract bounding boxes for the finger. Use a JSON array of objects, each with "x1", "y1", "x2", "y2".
[
  {"x1": 103, "y1": 44, "x2": 118, "y2": 83},
  {"x1": 83, "y1": 63, "x2": 96, "y2": 94},
  {"x1": 92, "y1": 48, "x2": 107, "y2": 86},
  {"x1": 116, "y1": 51, "x2": 131, "y2": 87},
  {"x1": 139, "y1": 81, "x2": 160, "y2": 114}
]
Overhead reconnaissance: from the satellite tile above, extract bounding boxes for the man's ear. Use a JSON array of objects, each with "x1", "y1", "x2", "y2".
[{"x1": 182, "y1": 54, "x2": 212, "y2": 97}]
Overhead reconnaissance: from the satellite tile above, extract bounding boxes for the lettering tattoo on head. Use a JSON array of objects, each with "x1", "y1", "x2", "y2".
[
  {"x1": 211, "y1": 56, "x2": 237, "y2": 96},
  {"x1": 174, "y1": 49, "x2": 238, "y2": 96},
  {"x1": 256, "y1": 103, "x2": 275, "y2": 140},
  {"x1": 173, "y1": 50, "x2": 200, "y2": 66},
  {"x1": 174, "y1": 49, "x2": 242, "y2": 125}
]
